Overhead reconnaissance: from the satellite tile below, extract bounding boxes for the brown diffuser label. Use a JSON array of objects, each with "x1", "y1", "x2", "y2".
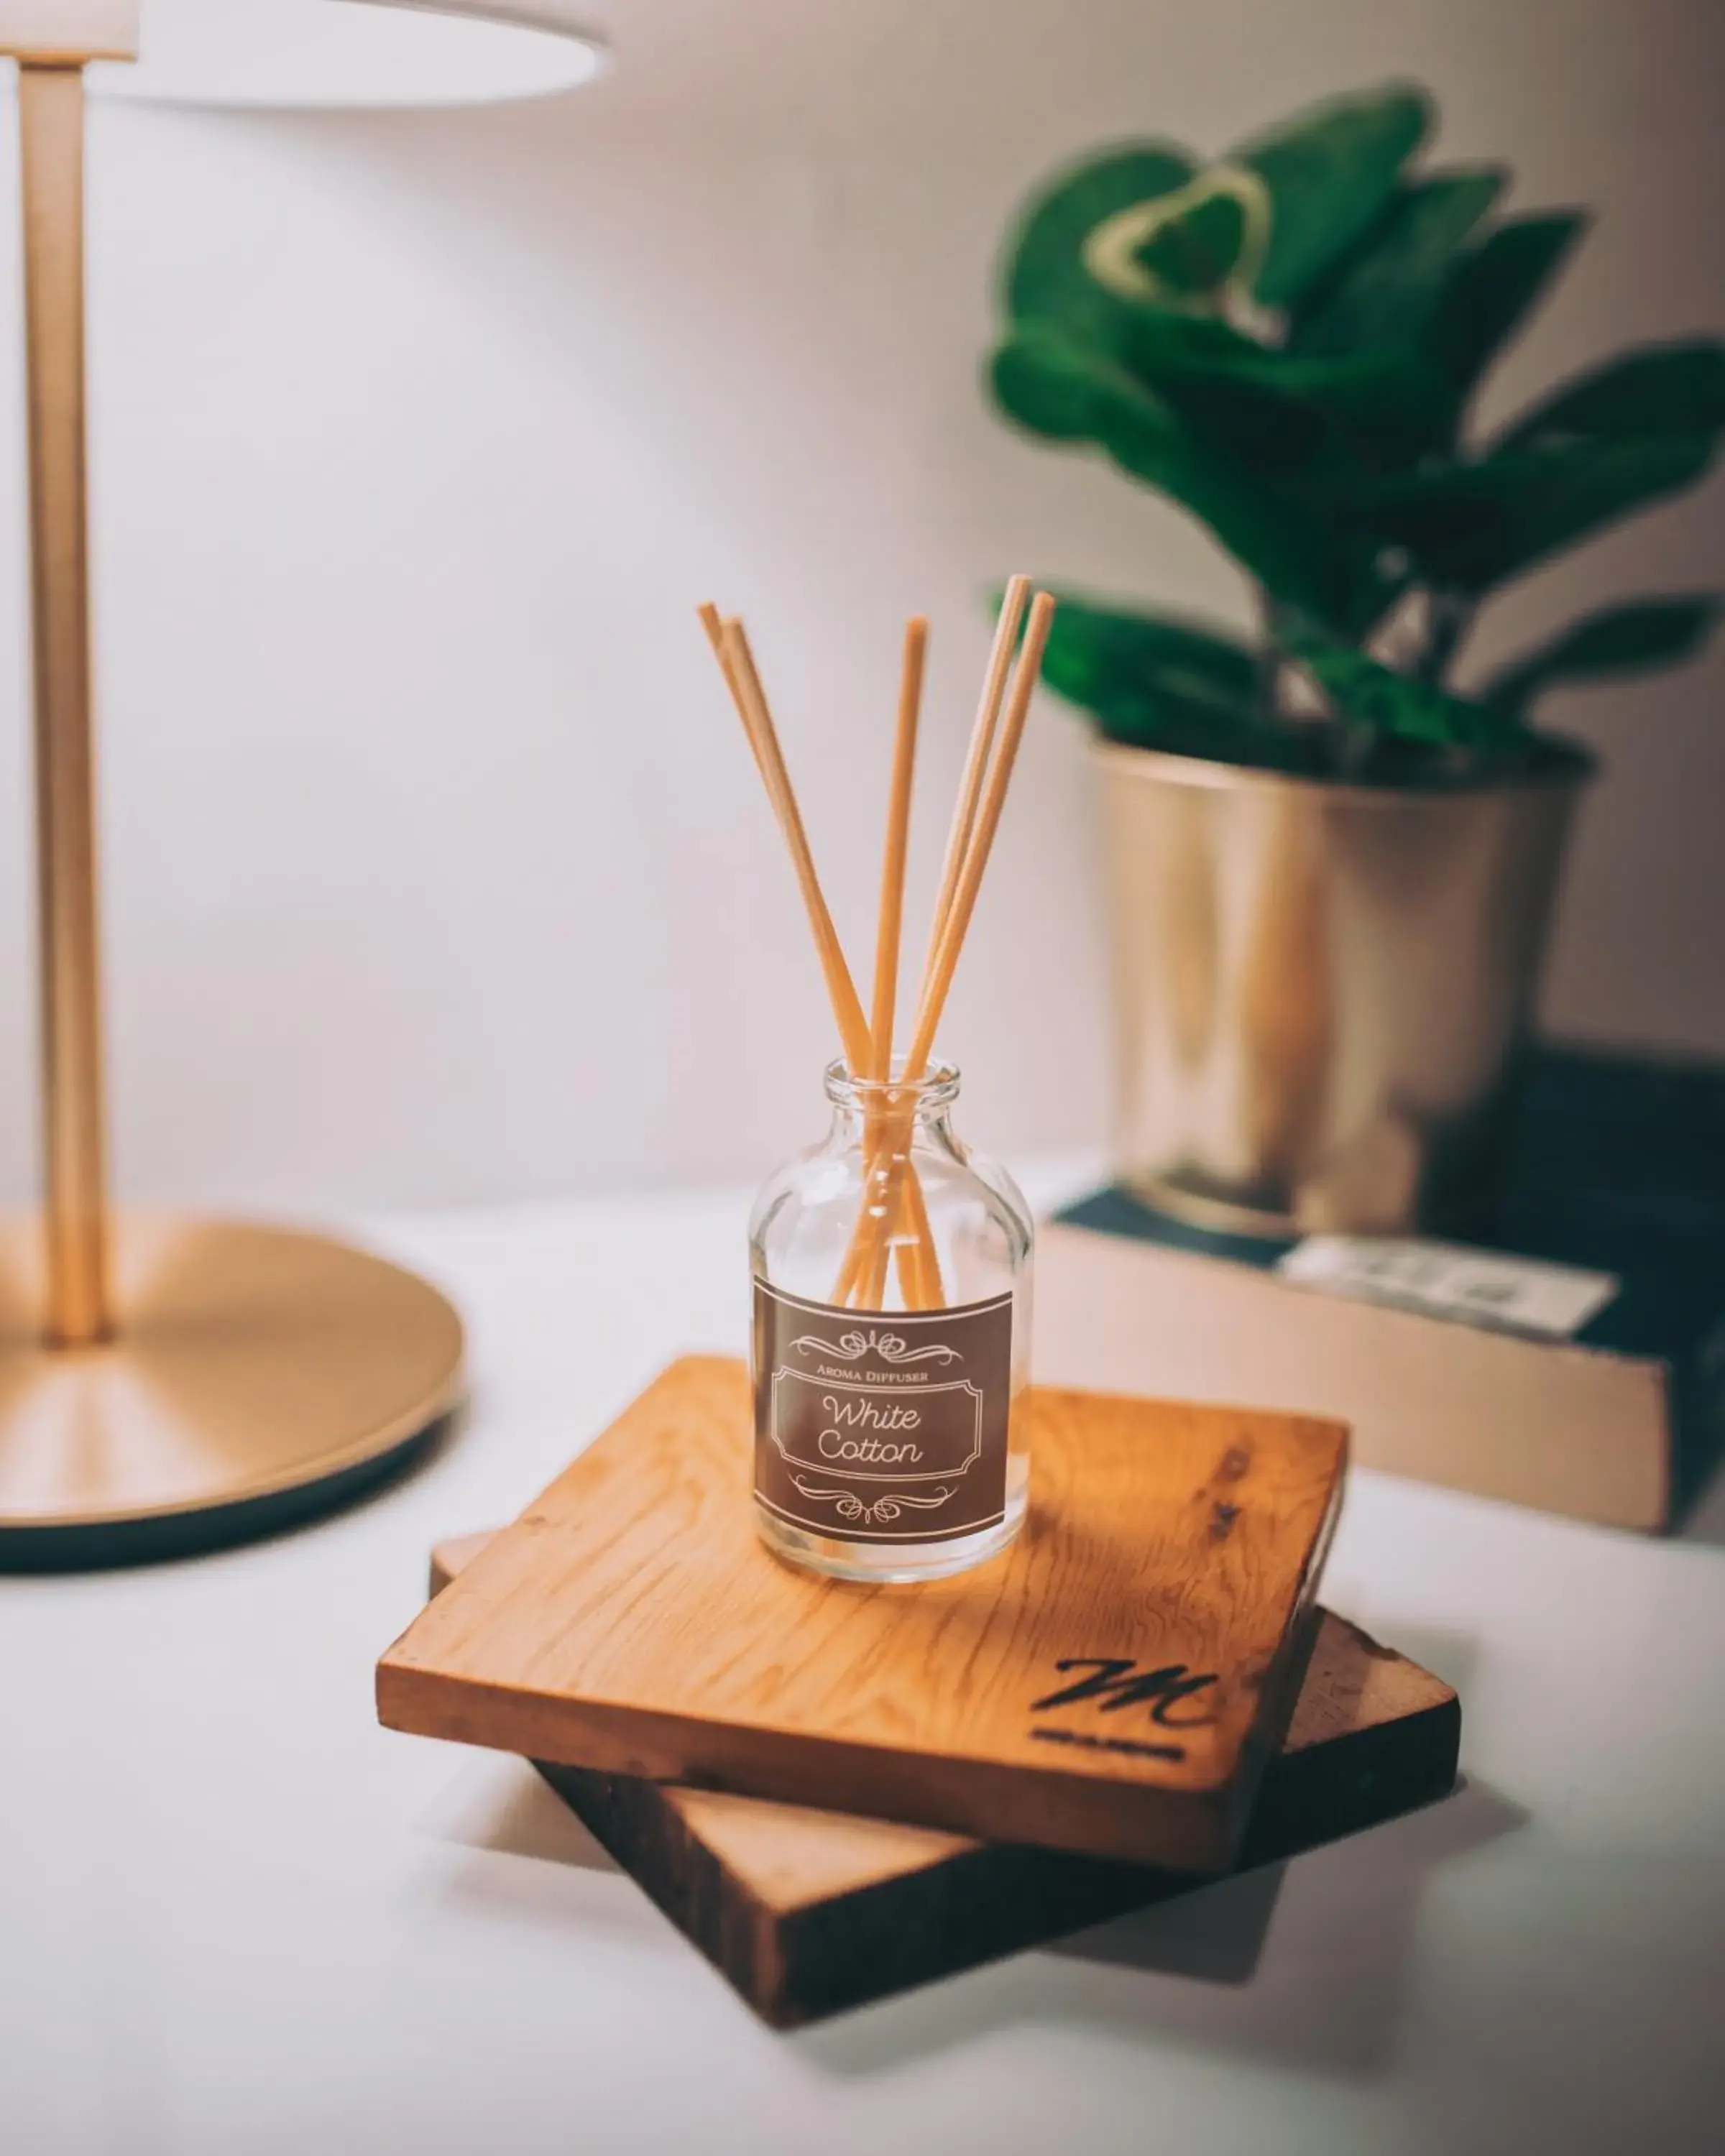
[{"x1": 753, "y1": 1282, "x2": 1012, "y2": 1545}]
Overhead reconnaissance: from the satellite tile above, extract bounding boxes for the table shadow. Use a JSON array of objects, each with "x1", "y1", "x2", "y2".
[
  {"x1": 423, "y1": 1753, "x2": 620, "y2": 1876},
  {"x1": 797, "y1": 1775, "x2": 1526, "y2": 2082},
  {"x1": 412, "y1": 1752, "x2": 699, "y2": 1953},
  {"x1": 409, "y1": 1633, "x2": 1520, "y2": 2081}
]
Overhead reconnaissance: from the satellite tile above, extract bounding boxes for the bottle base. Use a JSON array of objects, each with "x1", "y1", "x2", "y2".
[{"x1": 755, "y1": 1496, "x2": 1026, "y2": 1584}]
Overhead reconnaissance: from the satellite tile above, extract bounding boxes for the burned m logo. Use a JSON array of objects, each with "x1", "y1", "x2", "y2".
[{"x1": 1027, "y1": 1657, "x2": 1220, "y2": 1761}]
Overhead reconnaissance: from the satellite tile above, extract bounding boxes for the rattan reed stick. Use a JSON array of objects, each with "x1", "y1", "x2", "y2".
[
  {"x1": 838, "y1": 590, "x2": 1054, "y2": 1306},
  {"x1": 918, "y1": 575, "x2": 1029, "y2": 992},
  {"x1": 699, "y1": 603, "x2": 941, "y2": 1311},
  {"x1": 868, "y1": 617, "x2": 926, "y2": 1083},
  {"x1": 903, "y1": 591, "x2": 1054, "y2": 1077},
  {"x1": 702, "y1": 589, "x2": 1052, "y2": 1317},
  {"x1": 868, "y1": 619, "x2": 934, "y2": 1309},
  {"x1": 861, "y1": 585, "x2": 1024, "y2": 1308},
  {"x1": 707, "y1": 610, "x2": 872, "y2": 1076}
]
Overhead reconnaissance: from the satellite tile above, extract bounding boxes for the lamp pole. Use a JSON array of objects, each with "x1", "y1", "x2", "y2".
[
  {"x1": 0, "y1": 3, "x2": 472, "y2": 1567},
  {"x1": 17, "y1": 52, "x2": 110, "y2": 1345}
]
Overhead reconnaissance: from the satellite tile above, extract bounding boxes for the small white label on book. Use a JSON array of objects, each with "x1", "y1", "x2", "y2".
[{"x1": 1276, "y1": 1235, "x2": 1619, "y2": 1340}]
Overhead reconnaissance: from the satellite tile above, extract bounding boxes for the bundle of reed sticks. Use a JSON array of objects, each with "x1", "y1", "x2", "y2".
[{"x1": 699, "y1": 578, "x2": 1055, "y2": 1312}]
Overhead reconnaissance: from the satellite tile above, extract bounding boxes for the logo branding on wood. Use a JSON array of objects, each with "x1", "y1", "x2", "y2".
[{"x1": 1028, "y1": 1657, "x2": 1221, "y2": 1762}]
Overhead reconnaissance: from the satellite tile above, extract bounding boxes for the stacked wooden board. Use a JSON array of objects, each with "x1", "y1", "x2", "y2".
[
  {"x1": 380, "y1": 1356, "x2": 1459, "y2": 2022},
  {"x1": 426, "y1": 1530, "x2": 1460, "y2": 2024}
]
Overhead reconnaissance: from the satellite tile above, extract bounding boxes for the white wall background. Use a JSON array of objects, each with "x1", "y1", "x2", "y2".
[{"x1": 0, "y1": 0, "x2": 1719, "y2": 1213}]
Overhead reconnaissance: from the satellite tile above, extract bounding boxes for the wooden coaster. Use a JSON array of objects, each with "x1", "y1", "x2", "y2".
[
  {"x1": 431, "y1": 1531, "x2": 1458, "y2": 2027},
  {"x1": 380, "y1": 1357, "x2": 1348, "y2": 1871}
]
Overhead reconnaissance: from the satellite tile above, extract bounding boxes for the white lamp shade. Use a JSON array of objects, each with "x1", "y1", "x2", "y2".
[{"x1": 85, "y1": 0, "x2": 607, "y2": 109}]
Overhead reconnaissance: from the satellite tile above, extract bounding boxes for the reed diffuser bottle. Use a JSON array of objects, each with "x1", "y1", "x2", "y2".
[
  {"x1": 700, "y1": 577, "x2": 1055, "y2": 1583},
  {"x1": 750, "y1": 1059, "x2": 1034, "y2": 1582}
]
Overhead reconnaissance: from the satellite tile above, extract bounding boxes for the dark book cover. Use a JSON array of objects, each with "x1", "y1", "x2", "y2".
[{"x1": 1057, "y1": 1046, "x2": 1725, "y2": 1523}]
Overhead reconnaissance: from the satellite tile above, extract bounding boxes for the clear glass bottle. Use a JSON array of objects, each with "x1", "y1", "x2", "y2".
[{"x1": 749, "y1": 1057, "x2": 1034, "y2": 1583}]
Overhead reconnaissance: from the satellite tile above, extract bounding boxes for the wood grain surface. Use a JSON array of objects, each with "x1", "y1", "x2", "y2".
[
  {"x1": 428, "y1": 1531, "x2": 1458, "y2": 2027},
  {"x1": 380, "y1": 1357, "x2": 1348, "y2": 1871}
]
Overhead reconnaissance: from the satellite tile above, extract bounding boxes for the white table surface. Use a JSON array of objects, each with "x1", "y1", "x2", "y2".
[{"x1": 4, "y1": 1173, "x2": 1723, "y2": 2156}]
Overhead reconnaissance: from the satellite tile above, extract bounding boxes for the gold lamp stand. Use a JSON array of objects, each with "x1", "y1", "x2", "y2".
[{"x1": 0, "y1": 9, "x2": 463, "y2": 1567}]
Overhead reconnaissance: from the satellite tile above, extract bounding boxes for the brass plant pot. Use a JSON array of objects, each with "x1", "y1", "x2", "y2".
[{"x1": 1097, "y1": 740, "x2": 1592, "y2": 1235}]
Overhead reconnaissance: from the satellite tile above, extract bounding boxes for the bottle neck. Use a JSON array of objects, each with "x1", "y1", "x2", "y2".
[
  {"x1": 830, "y1": 1099, "x2": 957, "y2": 1151},
  {"x1": 824, "y1": 1057, "x2": 961, "y2": 1152}
]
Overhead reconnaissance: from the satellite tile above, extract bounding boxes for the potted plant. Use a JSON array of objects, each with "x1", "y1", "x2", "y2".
[{"x1": 988, "y1": 83, "x2": 1723, "y2": 1234}]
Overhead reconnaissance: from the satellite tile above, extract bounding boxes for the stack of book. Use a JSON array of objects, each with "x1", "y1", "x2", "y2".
[{"x1": 1036, "y1": 1048, "x2": 1725, "y2": 1531}]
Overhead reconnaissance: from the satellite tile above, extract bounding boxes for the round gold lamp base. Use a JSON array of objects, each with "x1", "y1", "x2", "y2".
[{"x1": 0, "y1": 1215, "x2": 464, "y2": 1570}]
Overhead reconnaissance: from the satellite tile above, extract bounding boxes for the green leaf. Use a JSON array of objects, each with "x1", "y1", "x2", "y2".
[
  {"x1": 1282, "y1": 627, "x2": 1508, "y2": 749},
  {"x1": 1428, "y1": 213, "x2": 1586, "y2": 394},
  {"x1": 1024, "y1": 594, "x2": 1261, "y2": 751},
  {"x1": 1000, "y1": 140, "x2": 1195, "y2": 354},
  {"x1": 1100, "y1": 303, "x2": 1448, "y2": 477},
  {"x1": 990, "y1": 324, "x2": 1407, "y2": 630},
  {"x1": 1232, "y1": 83, "x2": 1432, "y2": 308},
  {"x1": 1476, "y1": 596, "x2": 1720, "y2": 710},
  {"x1": 1102, "y1": 307, "x2": 1331, "y2": 471},
  {"x1": 1494, "y1": 341, "x2": 1725, "y2": 453},
  {"x1": 990, "y1": 323, "x2": 1130, "y2": 441},
  {"x1": 1130, "y1": 188, "x2": 1251, "y2": 301},
  {"x1": 1289, "y1": 168, "x2": 1506, "y2": 358},
  {"x1": 990, "y1": 327, "x2": 1358, "y2": 619},
  {"x1": 1107, "y1": 304, "x2": 1271, "y2": 374},
  {"x1": 1353, "y1": 434, "x2": 1719, "y2": 593},
  {"x1": 1085, "y1": 391, "x2": 1338, "y2": 619}
]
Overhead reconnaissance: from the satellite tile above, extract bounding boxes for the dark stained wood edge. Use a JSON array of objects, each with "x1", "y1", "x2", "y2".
[
  {"x1": 1218, "y1": 1461, "x2": 1346, "y2": 1869},
  {"x1": 421, "y1": 1534, "x2": 1459, "y2": 2027}
]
